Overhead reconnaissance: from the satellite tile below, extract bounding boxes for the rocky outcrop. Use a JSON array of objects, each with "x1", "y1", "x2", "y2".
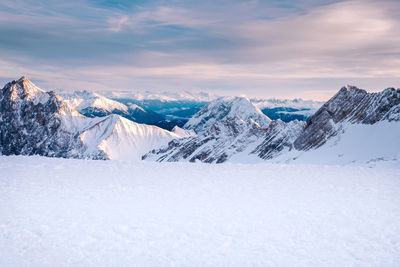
[
  {"x1": 0, "y1": 77, "x2": 105, "y2": 159},
  {"x1": 143, "y1": 116, "x2": 266, "y2": 163},
  {"x1": 252, "y1": 120, "x2": 305, "y2": 159},
  {"x1": 294, "y1": 85, "x2": 400, "y2": 150}
]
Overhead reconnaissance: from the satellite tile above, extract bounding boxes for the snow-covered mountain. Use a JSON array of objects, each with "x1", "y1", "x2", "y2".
[
  {"x1": 184, "y1": 96, "x2": 271, "y2": 134},
  {"x1": 79, "y1": 114, "x2": 183, "y2": 160},
  {"x1": 0, "y1": 77, "x2": 187, "y2": 160},
  {"x1": 59, "y1": 90, "x2": 164, "y2": 125},
  {"x1": 99, "y1": 90, "x2": 320, "y2": 126},
  {"x1": 294, "y1": 85, "x2": 400, "y2": 150},
  {"x1": 2, "y1": 77, "x2": 399, "y2": 164},
  {"x1": 61, "y1": 90, "x2": 128, "y2": 114},
  {"x1": 277, "y1": 85, "x2": 400, "y2": 164},
  {"x1": 171, "y1": 126, "x2": 196, "y2": 138},
  {"x1": 144, "y1": 85, "x2": 400, "y2": 164},
  {"x1": 143, "y1": 97, "x2": 305, "y2": 163}
]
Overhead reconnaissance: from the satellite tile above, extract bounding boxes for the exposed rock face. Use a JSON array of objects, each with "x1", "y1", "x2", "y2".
[
  {"x1": 252, "y1": 120, "x2": 305, "y2": 160},
  {"x1": 294, "y1": 85, "x2": 400, "y2": 150},
  {"x1": 0, "y1": 77, "x2": 104, "y2": 159},
  {"x1": 143, "y1": 116, "x2": 266, "y2": 163}
]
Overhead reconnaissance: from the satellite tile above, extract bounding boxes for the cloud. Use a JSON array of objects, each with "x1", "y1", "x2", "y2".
[
  {"x1": 108, "y1": 16, "x2": 129, "y2": 32},
  {"x1": 0, "y1": 0, "x2": 399, "y2": 99}
]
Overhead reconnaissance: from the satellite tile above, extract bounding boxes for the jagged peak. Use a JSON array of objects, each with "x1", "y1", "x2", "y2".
[
  {"x1": 339, "y1": 84, "x2": 366, "y2": 93},
  {"x1": 382, "y1": 87, "x2": 400, "y2": 94},
  {"x1": 17, "y1": 76, "x2": 28, "y2": 82},
  {"x1": 16, "y1": 76, "x2": 45, "y2": 92},
  {"x1": 184, "y1": 95, "x2": 271, "y2": 134},
  {"x1": 2, "y1": 76, "x2": 49, "y2": 104}
]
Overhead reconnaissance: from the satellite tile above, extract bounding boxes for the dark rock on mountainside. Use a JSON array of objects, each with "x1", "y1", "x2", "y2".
[
  {"x1": 0, "y1": 77, "x2": 105, "y2": 159},
  {"x1": 294, "y1": 85, "x2": 400, "y2": 150},
  {"x1": 252, "y1": 120, "x2": 305, "y2": 160}
]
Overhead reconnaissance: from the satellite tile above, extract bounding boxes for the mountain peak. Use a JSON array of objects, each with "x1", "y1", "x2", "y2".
[
  {"x1": 3, "y1": 76, "x2": 49, "y2": 104},
  {"x1": 340, "y1": 85, "x2": 366, "y2": 94},
  {"x1": 184, "y1": 96, "x2": 271, "y2": 134},
  {"x1": 17, "y1": 76, "x2": 28, "y2": 82}
]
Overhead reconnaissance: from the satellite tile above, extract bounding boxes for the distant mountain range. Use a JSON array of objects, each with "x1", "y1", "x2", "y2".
[
  {"x1": 1, "y1": 77, "x2": 399, "y2": 164},
  {"x1": 252, "y1": 98, "x2": 324, "y2": 122},
  {"x1": 59, "y1": 90, "x2": 165, "y2": 125},
  {"x1": 99, "y1": 90, "x2": 219, "y2": 102},
  {"x1": 58, "y1": 89, "x2": 322, "y2": 128}
]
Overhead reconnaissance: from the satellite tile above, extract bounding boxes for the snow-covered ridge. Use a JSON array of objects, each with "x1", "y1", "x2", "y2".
[
  {"x1": 171, "y1": 126, "x2": 196, "y2": 137},
  {"x1": 60, "y1": 90, "x2": 128, "y2": 113},
  {"x1": 58, "y1": 90, "x2": 164, "y2": 125},
  {"x1": 79, "y1": 114, "x2": 184, "y2": 160}
]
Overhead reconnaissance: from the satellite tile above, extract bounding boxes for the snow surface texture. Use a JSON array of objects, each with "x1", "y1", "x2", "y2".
[
  {"x1": 272, "y1": 120, "x2": 400, "y2": 165},
  {"x1": 171, "y1": 125, "x2": 196, "y2": 137},
  {"x1": 0, "y1": 156, "x2": 399, "y2": 266}
]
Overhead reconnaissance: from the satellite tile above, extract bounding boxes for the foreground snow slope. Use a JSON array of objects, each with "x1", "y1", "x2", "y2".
[
  {"x1": 1, "y1": 156, "x2": 399, "y2": 266},
  {"x1": 272, "y1": 120, "x2": 400, "y2": 164}
]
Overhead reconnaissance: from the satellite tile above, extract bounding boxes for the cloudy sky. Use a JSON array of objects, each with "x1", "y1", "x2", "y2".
[{"x1": 0, "y1": 0, "x2": 399, "y2": 100}]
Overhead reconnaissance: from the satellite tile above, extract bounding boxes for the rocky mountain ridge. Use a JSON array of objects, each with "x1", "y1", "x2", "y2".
[{"x1": 294, "y1": 85, "x2": 400, "y2": 150}]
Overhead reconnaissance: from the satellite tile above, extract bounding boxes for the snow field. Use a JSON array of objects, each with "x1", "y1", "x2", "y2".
[{"x1": 0, "y1": 156, "x2": 400, "y2": 266}]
